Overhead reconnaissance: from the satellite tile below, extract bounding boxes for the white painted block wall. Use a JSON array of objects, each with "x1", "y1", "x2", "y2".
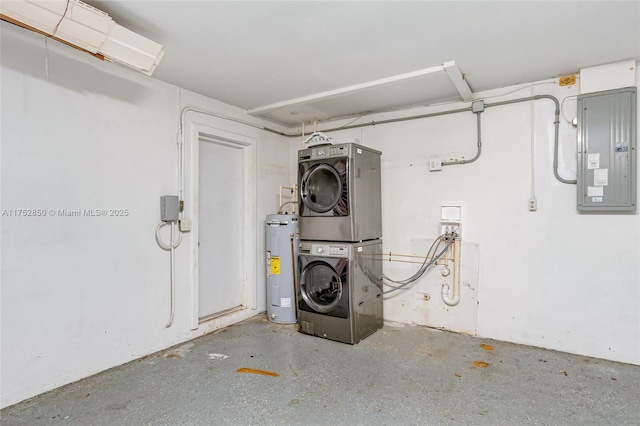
[
  {"x1": 0, "y1": 23, "x2": 291, "y2": 408},
  {"x1": 2, "y1": 19, "x2": 639, "y2": 410},
  {"x1": 315, "y1": 77, "x2": 639, "y2": 365}
]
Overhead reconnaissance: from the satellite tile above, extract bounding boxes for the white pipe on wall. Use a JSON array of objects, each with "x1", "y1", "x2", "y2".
[
  {"x1": 441, "y1": 237, "x2": 461, "y2": 306},
  {"x1": 155, "y1": 221, "x2": 183, "y2": 327}
]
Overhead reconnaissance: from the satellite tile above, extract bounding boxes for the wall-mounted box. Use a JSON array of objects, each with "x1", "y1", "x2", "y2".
[
  {"x1": 160, "y1": 195, "x2": 179, "y2": 221},
  {"x1": 441, "y1": 202, "x2": 463, "y2": 236},
  {"x1": 577, "y1": 87, "x2": 636, "y2": 212}
]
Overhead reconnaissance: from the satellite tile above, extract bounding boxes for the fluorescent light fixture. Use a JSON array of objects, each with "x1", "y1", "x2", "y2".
[
  {"x1": 100, "y1": 23, "x2": 164, "y2": 76},
  {"x1": 0, "y1": 0, "x2": 164, "y2": 75}
]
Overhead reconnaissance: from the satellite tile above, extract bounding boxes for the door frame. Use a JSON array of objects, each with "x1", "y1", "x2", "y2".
[{"x1": 186, "y1": 121, "x2": 257, "y2": 330}]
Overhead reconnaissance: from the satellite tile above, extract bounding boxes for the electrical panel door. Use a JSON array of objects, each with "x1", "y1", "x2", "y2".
[{"x1": 577, "y1": 87, "x2": 637, "y2": 212}]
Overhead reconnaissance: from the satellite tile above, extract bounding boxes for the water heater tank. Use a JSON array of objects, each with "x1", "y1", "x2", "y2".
[{"x1": 265, "y1": 214, "x2": 299, "y2": 323}]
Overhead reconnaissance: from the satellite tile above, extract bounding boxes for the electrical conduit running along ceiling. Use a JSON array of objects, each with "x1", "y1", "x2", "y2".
[{"x1": 247, "y1": 61, "x2": 473, "y2": 125}]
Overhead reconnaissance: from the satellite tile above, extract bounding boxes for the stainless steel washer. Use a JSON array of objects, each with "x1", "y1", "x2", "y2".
[
  {"x1": 298, "y1": 239, "x2": 383, "y2": 344},
  {"x1": 298, "y1": 143, "x2": 382, "y2": 242}
]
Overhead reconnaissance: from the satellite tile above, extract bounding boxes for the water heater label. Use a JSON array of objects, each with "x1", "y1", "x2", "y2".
[
  {"x1": 270, "y1": 256, "x2": 280, "y2": 275},
  {"x1": 280, "y1": 298, "x2": 291, "y2": 307}
]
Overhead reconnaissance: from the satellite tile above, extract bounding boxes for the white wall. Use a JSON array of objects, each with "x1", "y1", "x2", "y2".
[
  {"x1": 2, "y1": 18, "x2": 638, "y2": 410},
  {"x1": 311, "y1": 76, "x2": 639, "y2": 365},
  {"x1": 0, "y1": 23, "x2": 291, "y2": 408}
]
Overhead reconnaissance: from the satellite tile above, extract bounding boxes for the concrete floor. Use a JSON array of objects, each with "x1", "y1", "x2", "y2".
[{"x1": 2, "y1": 314, "x2": 639, "y2": 425}]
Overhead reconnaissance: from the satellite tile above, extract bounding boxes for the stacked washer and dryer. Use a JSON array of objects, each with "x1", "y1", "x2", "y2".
[{"x1": 297, "y1": 143, "x2": 384, "y2": 344}]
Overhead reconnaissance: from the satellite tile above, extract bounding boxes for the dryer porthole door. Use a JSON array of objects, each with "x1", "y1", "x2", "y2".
[
  {"x1": 300, "y1": 260, "x2": 343, "y2": 313},
  {"x1": 300, "y1": 164, "x2": 342, "y2": 213}
]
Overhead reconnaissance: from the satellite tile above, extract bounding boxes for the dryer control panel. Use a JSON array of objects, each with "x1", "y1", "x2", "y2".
[
  {"x1": 299, "y1": 242, "x2": 348, "y2": 258},
  {"x1": 309, "y1": 144, "x2": 348, "y2": 159}
]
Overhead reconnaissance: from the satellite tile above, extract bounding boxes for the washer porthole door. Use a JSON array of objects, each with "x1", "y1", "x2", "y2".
[
  {"x1": 301, "y1": 164, "x2": 342, "y2": 213},
  {"x1": 300, "y1": 261, "x2": 342, "y2": 313}
]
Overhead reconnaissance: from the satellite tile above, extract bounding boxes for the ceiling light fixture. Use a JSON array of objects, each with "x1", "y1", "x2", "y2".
[{"x1": 0, "y1": 0, "x2": 164, "y2": 75}]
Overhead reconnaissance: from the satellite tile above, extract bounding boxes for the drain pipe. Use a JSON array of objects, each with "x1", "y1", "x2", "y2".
[{"x1": 441, "y1": 236, "x2": 461, "y2": 306}]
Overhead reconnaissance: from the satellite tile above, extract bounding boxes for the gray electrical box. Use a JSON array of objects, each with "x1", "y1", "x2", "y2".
[
  {"x1": 577, "y1": 87, "x2": 637, "y2": 212},
  {"x1": 160, "y1": 195, "x2": 179, "y2": 221}
]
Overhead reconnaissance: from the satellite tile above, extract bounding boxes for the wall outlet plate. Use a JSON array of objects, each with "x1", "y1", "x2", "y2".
[
  {"x1": 179, "y1": 218, "x2": 191, "y2": 232},
  {"x1": 429, "y1": 157, "x2": 442, "y2": 171}
]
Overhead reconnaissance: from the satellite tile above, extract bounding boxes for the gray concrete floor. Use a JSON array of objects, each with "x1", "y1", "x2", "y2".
[{"x1": 2, "y1": 314, "x2": 639, "y2": 425}]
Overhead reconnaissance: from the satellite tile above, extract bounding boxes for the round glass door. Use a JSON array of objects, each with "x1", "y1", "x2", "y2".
[
  {"x1": 301, "y1": 164, "x2": 342, "y2": 213},
  {"x1": 300, "y1": 261, "x2": 342, "y2": 313}
]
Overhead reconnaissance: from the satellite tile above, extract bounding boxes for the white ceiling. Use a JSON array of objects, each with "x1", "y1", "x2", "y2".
[{"x1": 87, "y1": 1, "x2": 640, "y2": 126}]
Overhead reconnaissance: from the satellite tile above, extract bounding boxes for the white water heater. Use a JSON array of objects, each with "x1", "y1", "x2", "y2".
[{"x1": 265, "y1": 214, "x2": 299, "y2": 323}]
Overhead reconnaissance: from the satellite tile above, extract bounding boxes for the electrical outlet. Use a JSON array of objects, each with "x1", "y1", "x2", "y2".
[
  {"x1": 528, "y1": 198, "x2": 537, "y2": 211},
  {"x1": 429, "y1": 157, "x2": 442, "y2": 171}
]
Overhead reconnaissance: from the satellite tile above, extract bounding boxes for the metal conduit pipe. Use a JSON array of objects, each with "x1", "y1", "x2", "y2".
[
  {"x1": 279, "y1": 96, "x2": 573, "y2": 185},
  {"x1": 442, "y1": 111, "x2": 482, "y2": 166},
  {"x1": 284, "y1": 106, "x2": 473, "y2": 138},
  {"x1": 180, "y1": 95, "x2": 575, "y2": 187},
  {"x1": 485, "y1": 95, "x2": 576, "y2": 185}
]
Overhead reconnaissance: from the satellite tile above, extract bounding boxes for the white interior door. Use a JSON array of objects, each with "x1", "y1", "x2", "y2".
[{"x1": 198, "y1": 136, "x2": 245, "y2": 319}]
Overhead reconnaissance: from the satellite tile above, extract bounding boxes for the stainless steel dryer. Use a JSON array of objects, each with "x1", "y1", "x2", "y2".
[
  {"x1": 297, "y1": 239, "x2": 383, "y2": 344},
  {"x1": 298, "y1": 143, "x2": 382, "y2": 242}
]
